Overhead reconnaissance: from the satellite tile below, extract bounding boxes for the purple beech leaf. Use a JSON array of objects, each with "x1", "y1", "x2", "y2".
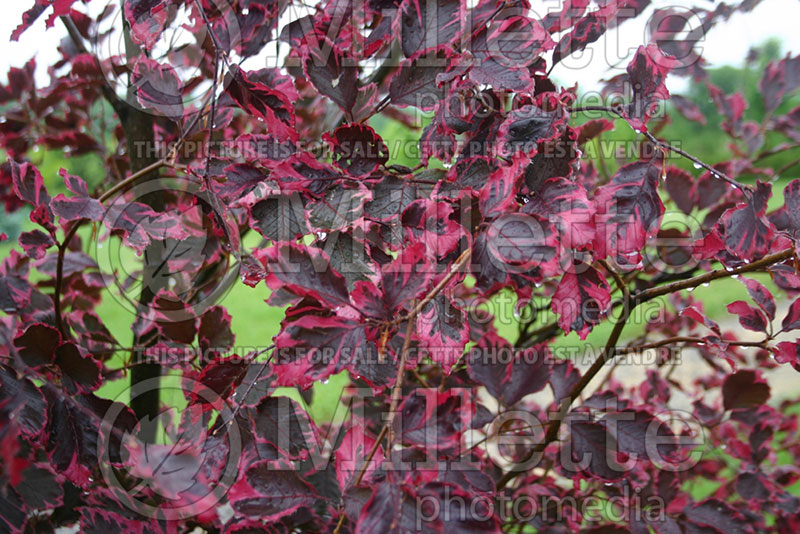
[{"x1": 593, "y1": 158, "x2": 665, "y2": 265}]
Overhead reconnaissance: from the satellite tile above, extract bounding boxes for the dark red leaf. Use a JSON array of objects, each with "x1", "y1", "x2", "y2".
[
  {"x1": 389, "y1": 53, "x2": 446, "y2": 110},
  {"x1": 566, "y1": 419, "x2": 621, "y2": 480},
  {"x1": 722, "y1": 370, "x2": 770, "y2": 411},
  {"x1": 304, "y1": 40, "x2": 359, "y2": 115},
  {"x1": 684, "y1": 499, "x2": 753, "y2": 534},
  {"x1": 324, "y1": 123, "x2": 388, "y2": 177},
  {"x1": 671, "y1": 94, "x2": 706, "y2": 125},
  {"x1": 726, "y1": 301, "x2": 768, "y2": 333},
  {"x1": 719, "y1": 181, "x2": 774, "y2": 260},
  {"x1": 622, "y1": 44, "x2": 679, "y2": 132},
  {"x1": 14, "y1": 324, "x2": 60, "y2": 369},
  {"x1": 56, "y1": 343, "x2": 101, "y2": 394},
  {"x1": 781, "y1": 296, "x2": 800, "y2": 332},
  {"x1": 226, "y1": 65, "x2": 297, "y2": 141},
  {"x1": 50, "y1": 194, "x2": 104, "y2": 222},
  {"x1": 123, "y1": 0, "x2": 166, "y2": 50},
  {"x1": 552, "y1": 262, "x2": 611, "y2": 340},
  {"x1": 228, "y1": 462, "x2": 317, "y2": 520},
  {"x1": 399, "y1": 0, "x2": 463, "y2": 57},
  {"x1": 18, "y1": 230, "x2": 54, "y2": 260},
  {"x1": 739, "y1": 277, "x2": 776, "y2": 320},
  {"x1": 131, "y1": 58, "x2": 184, "y2": 120}
]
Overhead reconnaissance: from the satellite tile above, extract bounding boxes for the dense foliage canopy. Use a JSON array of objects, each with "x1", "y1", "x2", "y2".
[{"x1": 1, "y1": 0, "x2": 800, "y2": 532}]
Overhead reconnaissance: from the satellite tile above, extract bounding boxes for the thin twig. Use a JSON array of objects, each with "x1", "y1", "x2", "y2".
[
  {"x1": 635, "y1": 248, "x2": 795, "y2": 303},
  {"x1": 617, "y1": 335, "x2": 768, "y2": 354},
  {"x1": 390, "y1": 248, "x2": 472, "y2": 326},
  {"x1": 54, "y1": 159, "x2": 170, "y2": 335},
  {"x1": 569, "y1": 105, "x2": 753, "y2": 194}
]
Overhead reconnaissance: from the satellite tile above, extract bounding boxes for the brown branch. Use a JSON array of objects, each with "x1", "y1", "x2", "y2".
[
  {"x1": 497, "y1": 246, "x2": 795, "y2": 489},
  {"x1": 54, "y1": 159, "x2": 170, "y2": 335},
  {"x1": 634, "y1": 248, "x2": 795, "y2": 303},
  {"x1": 333, "y1": 249, "x2": 472, "y2": 532},
  {"x1": 600, "y1": 259, "x2": 630, "y2": 302},
  {"x1": 617, "y1": 336, "x2": 768, "y2": 355},
  {"x1": 496, "y1": 297, "x2": 634, "y2": 489}
]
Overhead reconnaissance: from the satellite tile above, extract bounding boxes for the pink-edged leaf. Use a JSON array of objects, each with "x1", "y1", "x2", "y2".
[
  {"x1": 521, "y1": 176, "x2": 596, "y2": 250},
  {"x1": 44, "y1": 391, "x2": 136, "y2": 487},
  {"x1": 308, "y1": 186, "x2": 369, "y2": 232},
  {"x1": 131, "y1": 58, "x2": 184, "y2": 120},
  {"x1": 198, "y1": 306, "x2": 235, "y2": 354},
  {"x1": 250, "y1": 193, "x2": 309, "y2": 243},
  {"x1": 680, "y1": 305, "x2": 721, "y2": 335},
  {"x1": 722, "y1": 370, "x2": 770, "y2": 411},
  {"x1": 13, "y1": 463, "x2": 63, "y2": 510},
  {"x1": 593, "y1": 158, "x2": 665, "y2": 265},
  {"x1": 469, "y1": 28, "x2": 534, "y2": 92},
  {"x1": 664, "y1": 166, "x2": 695, "y2": 214},
  {"x1": 781, "y1": 296, "x2": 800, "y2": 332},
  {"x1": 228, "y1": 460, "x2": 318, "y2": 520},
  {"x1": 576, "y1": 118, "x2": 614, "y2": 145},
  {"x1": 395, "y1": 389, "x2": 471, "y2": 450},
  {"x1": 565, "y1": 419, "x2": 621, "y2": 481},
  {"x1": 123, "y1": 0, "x2": 167, "y2": 50},
  {"x1": 14, "y1": 323, "x2": 60, "y2": 369},
  {"x1": 773, "y1": 341, "x2": 800, "y2": 370},
  {"x1": 11, "y1": 1, "x2": 48, "y2": 41},
  {"x1": 485, "y1": 16, "x2": 554, "y2": 67},
  {"x1": 335, "y1": 426, "x2": 385, "y2": 491},
  {"x1": 304, "y1": 40, "x2": 359, "y2": 115},
  {"x1": 324, "y1": 123, "x2": 388, "y2": 177},
  {"x1": 55, "y1": 343, "x2": 101, "y2": 394},
  {"x1": 551, "y1": 359, "x2": 582, "y2": 405},
  {"x1": 18, "y1": 230, "x2": 54, "y2": 260},
  {"x1": 58, "y1": 169, "x2": 89, "y2": 197},
  {"x1": 50, "y1": 194, "x2": 103, "y2": 222},
  {"x1": 726, "y1": 301, "x2": 768, "y2": 333},
  {"x1": 542, "y1": 0, "x2": 590, "y2": 32},
  {"x1": 357, "y1": 482, "x2": 441, "y2": 534},
  {"x1": 738, "y1": 277, "x2": 776, "y2": 320},
  {"x1": 551, "y1": 11, "x2": 606, "y2": 66},
  {"x1": 602, "y1": 409, "x2": 676, "y2": 461},
  {"x1": 258, "y1": 243, "x2": 351, "y2": 310},
  {"x1": 213, "y1": 163, "x2": 270, "y2": 204},
  {"x1": 685, "y1": 499, "x2": 754, "y2": 534},
  {"x1": 226, "y1": 65, "x2": 297, "y2": 141},
  {"x1": 389, "y1": 53, "x2": 447, "y2": 110},
  {"x1": 192, "y1": 357, "x2": 248, "y2": 401},
  {"x1": 402, "y1": 199, "x2": 465, "y2": 258},
  {"x1": 622, "y1": 44, "x2": 680, "y2": 132},
  {"x1": 552, "y1": 261, "x2": 611, "y2": 340},
  {"x1": 275, "y1": 311, "x2": 385, "y2": 389},
  {"x1": 416, "y1": 293, "x2": 468, "y2": 372},
  {"x1": 101, "y1": 201, "x2": 187, "y2": 252},
  {"x1": 735, "y1": 472, "x2": 771, "y2": 501},
  {"x1": 718, "y1": 181, "x2": 774, "y2": 259},
  {"x1": 479, "y1": 161, "x2": 521, "y2": 218},
  {"x1": 498, "y1": 104, "x2": 566, "y2": 157},
  {"x1": 398, "y1": 0, "x2": 463, "y2": 57},
  {"x1": 0, "y1": 365, "x2": 47, "y2": 438},
  {"x1": 467, "y1": 334, "x2": 551, "y2": 406},
  {"x1": 379, "y1": 242, "x2": 433, "y2": 314},
  {"x1": 484, "y1": 213, "x2": 559, "y2": 276},
  {"x1": 9, "y1": 160, "x2": 53, "y2": 230},
  {"x1": 774, "y1": 178, "x2": 800, "y2": 242},
  {"x1": 79, "y1": 508, "x2": 158, "y2": 533}
]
